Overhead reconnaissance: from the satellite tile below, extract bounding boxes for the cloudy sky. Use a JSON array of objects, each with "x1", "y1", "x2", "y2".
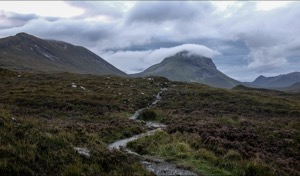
[{"x1": 0, "y1": 1, "x2": 299, "y2": 81}]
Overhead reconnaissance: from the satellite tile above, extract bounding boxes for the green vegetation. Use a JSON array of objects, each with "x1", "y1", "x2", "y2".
[
  {"x1": 1, "y1": 68, "x2": 299, "y2": 175},
  {"x1": 0, "y1": 110, "x2": 150, "y2": 175},
  {"x1": 138, "y1": 109, "x2": 166, "y2": 123},
  {"x1": 0, "y1": 69, "x2": 169, "y2": 175},
  {"x1": 128, "y1": 82, "x2": 300, "y2": 175}
]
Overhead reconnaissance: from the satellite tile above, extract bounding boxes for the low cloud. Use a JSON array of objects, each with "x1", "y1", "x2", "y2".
[{"x1": 99, "y1": 44, "x2": 220, "y2": 74}]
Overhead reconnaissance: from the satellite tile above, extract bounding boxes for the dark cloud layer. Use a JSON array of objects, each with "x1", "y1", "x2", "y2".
[
  {"x1": 126, "y1": 1, "x2": 213, "y2": 24},
  {"x1": 0, "y1": 10, "x2": 38, "y2": 29},
  {"x1": 0, "y1": 1, "x2": 299, "y2": 81}
]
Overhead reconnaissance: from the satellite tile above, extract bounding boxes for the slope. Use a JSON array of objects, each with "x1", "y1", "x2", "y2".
[
  {"x1": 0, "y1": 32, "x2": 126, "y2": 76},
  {"x1": 134, "y1": 50, "x2": 240, "y2": 88},
  {"x1": 252, "y1": 72, "x2": 300, "y2": 88}
]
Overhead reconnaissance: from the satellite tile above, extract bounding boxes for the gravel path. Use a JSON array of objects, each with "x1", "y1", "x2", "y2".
[{"x1": 108, "y1": 88, "x2": 198, "y2": 176}]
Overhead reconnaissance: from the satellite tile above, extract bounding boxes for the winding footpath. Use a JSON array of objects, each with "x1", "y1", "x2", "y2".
[{"x1": 108, "y1": 88, "x2": 197, "y2": 176}]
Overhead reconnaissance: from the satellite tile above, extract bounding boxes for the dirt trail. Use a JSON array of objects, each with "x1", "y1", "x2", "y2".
[{"x1": 108, "y1": 88, "x2": 198, "y2": 176}]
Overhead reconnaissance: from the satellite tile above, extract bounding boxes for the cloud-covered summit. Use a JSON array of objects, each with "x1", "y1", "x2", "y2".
[
  {"x1": 100, "y1": 44, "x2": 220, "y2": 74},
  {"x1": 0, "y1": 1, "x2": 299, "y2": 81}
]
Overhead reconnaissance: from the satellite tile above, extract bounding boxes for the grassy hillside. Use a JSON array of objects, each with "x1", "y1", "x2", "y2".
[
  {"x1": 1, "y1": 68, "x2": 299, "y2": 175},
  {"x1": 128, "y1": 82, "x2": 300, "y2": 175},
  {"x1": 0, "y1": 33, "x2": 126, "y2": 76},
  {"x1": 0, "y1": 68, "x2": 169, "y2": 175}
]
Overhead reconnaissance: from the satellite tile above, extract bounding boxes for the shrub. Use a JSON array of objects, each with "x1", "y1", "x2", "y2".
[
  {"x1": 195, "y1": 148, "x2": 218, "y2": 163},
  {"x1": 244, "y1": 162, "x2": 272, "y2": 176},
  {"x1": 139, "y1": 109, "x2": 157, "y2": 121}
]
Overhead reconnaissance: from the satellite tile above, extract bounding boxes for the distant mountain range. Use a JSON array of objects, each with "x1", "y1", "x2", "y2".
[
  {"x1": 251, "y1": 72, "x2": 300, "y2": 88},
  {"x1": 0, "y1": 33, "x2": 126, "y2": 76},
  {"x1": 132, "y1": 51, "x2": 240, "y2": 88},
  {"x1": 279, "y1": 82, "x2": 300, "y2": 93},
  {"x1": 0, "y1": 33, "x2": 299, "y2": 91}
]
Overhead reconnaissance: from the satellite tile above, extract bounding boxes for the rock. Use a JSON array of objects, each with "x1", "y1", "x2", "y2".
[
  {"x1": 80, "y1": 86, "x2": 86, "y2": 91},
  {"x1": 71, "y1": 83, "x2": 77, "y2": 88},
  {"x1": 74, "y1": 147, "x2": 90, "y2": 158}
]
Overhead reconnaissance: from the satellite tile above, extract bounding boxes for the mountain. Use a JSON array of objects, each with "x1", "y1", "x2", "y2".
[
  {"x1": 133, "y1": 51, "x2": 240, "y2": 88},
  {"x1": 278, "y1": 82, "x2": 300, "y2": 93},
  {"x1": 232, "y1": 84, "x2": 284, "y2": 94},
  {"x1": 0, "y1": 32, "x2": 126, "y2": 76},
  {"x1": 252, "y1": 72, "x2": 300, "y2": 88}
]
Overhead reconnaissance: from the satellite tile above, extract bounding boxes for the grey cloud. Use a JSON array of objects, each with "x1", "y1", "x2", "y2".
[
  {"x1": 3, "y1": 11, "x2": 37, "y2": 21},
  {"x1": 0, "y1": 10, "x2": 38, "y2": 29},
  {"x1": 126, "y1": 1, "x2": 213, "y2": 24},
  {"x1": 43, "y1": 17, "x2": 61, "y2": 22},
  {"x1": 44, "y1": 21, "x2": 115, "y2": 48},
  {"x1": 209, "y1": 2, "x2": 300, "y2": 75},
  {"x1": 0, "y1": 18, "x2": 115, "y2": 49}
]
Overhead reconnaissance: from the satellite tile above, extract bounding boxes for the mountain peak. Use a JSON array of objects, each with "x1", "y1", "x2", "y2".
[
  {"x1": 0, "y1": 33, "x2": 126, "y2": 76},
  {"x1": 255, "y1": 75, "x2": 266, "y2": 80},
  {"x1": 15, "y1": 32, "x2": 34, "y2": 39},
  {"x1": 252, "y1": 72, "x2": 300, "y2": 88},
  {"x1": 167, "y1": 50, "x2": 217, "y2": 70},
  {"x1": 133, "y1": 50, "x2": 239, "y2": 88}
]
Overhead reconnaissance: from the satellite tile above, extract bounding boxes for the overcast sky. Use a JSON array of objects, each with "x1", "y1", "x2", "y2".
[{"x1": 0, "y1": 1, "x2": 299, "y2": 81}]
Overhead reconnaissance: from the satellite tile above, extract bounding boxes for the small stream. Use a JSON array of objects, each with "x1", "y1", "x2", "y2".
[{"x1": 108, "y1": 88, "x2": 198, "y2": 176}]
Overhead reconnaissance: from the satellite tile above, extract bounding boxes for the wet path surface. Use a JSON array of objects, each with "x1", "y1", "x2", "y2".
[
  {"x1": 108, "y1": 88, "x2": 198, "y2": 176},
  {"x1": 108, "y1": 129, "x2": 161, "y2": 150}
]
